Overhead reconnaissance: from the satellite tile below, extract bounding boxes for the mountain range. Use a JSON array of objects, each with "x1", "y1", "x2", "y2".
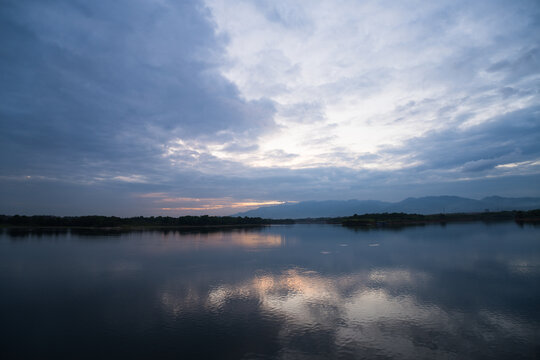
[{"x1": 234, "y1": 196, "x2": 540, "y2": 219}]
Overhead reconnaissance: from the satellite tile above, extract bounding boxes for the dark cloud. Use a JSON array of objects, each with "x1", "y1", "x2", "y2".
[
  {"x1": 385, "y1": 106, "x2": 540, "y2": 174},
  {"x1": 499, "y1": 87, "x2": 519, "y2": 99},
  {"x1": 0, "y1": 0, "x2": 275, "y2": 179},
  {"x1": 486, "y1": 47, "x2": 540, "y2": 80}
]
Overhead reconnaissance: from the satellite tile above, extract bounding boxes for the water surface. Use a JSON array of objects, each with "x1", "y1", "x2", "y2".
[{"x1": 1, "y1": 223, "x2": 539, "y2": 359}]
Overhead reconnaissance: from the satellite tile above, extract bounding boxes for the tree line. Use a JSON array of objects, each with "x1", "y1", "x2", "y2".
[
  {"x1": 340, "y1": 209, "x2": 540, "y2": 227},
  {"x1": 0, "y1": 214, "x2": 293, "y2": 228},
  {"x1": 1, "y1": 209, "x2": 537, "y2": 228}
]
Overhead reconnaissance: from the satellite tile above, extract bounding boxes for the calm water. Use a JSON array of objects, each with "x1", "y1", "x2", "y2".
[{"x1": 1, "y1": 223, "x2": 539, "y2": 359}]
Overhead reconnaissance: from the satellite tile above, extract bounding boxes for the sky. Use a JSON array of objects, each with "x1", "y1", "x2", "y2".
[{"x1": 1, "y1": 0, "x2": 539, "y2": 216}]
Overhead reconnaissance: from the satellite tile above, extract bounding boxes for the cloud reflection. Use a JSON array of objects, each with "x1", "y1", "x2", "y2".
[
  {"x1": 148, "y1": 229, "x2": 284, "y2": 251},
  {"x1": 160, "y1": 266, "x2": 536, "y2": 358}
]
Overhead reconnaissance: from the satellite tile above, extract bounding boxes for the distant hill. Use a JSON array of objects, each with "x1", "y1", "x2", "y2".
[{"x1": 234, "y1": 196, "x2": 540, "y2": 219}]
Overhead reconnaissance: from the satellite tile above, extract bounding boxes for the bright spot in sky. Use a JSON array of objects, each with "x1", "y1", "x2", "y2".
[{"x1": 203, "y1": 0, "x2": 540, "y2": 172}]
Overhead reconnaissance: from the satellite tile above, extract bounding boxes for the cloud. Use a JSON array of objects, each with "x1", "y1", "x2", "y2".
[
  {"x1": 222, "y1": 143, "x2": 259, "y2": 153},
  {"x1": 1, "y1": 0, "x2": 539, "y2": 214},
  {"x1": 486, "y1": 47, "x2": 540, "y2": 80},
  {"x1": 0, "y1": 0, "x2": 276, "y2": 180},
  {"x1": 206, "y1": 0, "x2": 540, "y2": 168},
  {"x1": 387, "y1": 106, "x2": 540, "y2": 175}
]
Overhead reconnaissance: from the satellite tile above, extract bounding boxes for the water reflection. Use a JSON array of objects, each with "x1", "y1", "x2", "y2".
[
  {"x1": 1, "y1": 223, "x2": 539, "y2": 359},
  {"x1": 158, "y1": 266, "x2": 538, "y2": 359},
  {"x1": 3, "y1": 226, "x2": 274, "y2": 240},
  {"x1": 158, "y1": 230, "x2": 284, "y2": 249}
]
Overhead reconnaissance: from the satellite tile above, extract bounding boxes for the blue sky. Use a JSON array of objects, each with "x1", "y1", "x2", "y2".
[{"x1": 1, "y1": 0, "x2": 539, "y2": 215}]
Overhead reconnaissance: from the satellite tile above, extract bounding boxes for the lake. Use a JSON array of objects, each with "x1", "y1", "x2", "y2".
[{"x1": 1, "y1": 222, "x2": 539, "y2": 359}]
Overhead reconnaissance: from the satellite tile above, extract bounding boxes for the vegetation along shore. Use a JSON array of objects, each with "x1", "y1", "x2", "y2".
[{"x1": 1, "y1": 209, "x2": 539, "y2": 230}]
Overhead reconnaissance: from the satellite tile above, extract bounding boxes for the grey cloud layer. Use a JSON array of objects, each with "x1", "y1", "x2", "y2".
[
  {"x1": 0, "y1": 0, "x2": 275, "y2": 179},
  {"x1": 388, "y1": 106, "x2": 540, "y2": 174}
]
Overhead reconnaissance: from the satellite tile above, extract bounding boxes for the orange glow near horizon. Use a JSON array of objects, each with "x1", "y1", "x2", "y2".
[
  {"x1": 160, "y1": 200, "x2": 285, "y2": 211},
  {"x1": 135, "y1": 192, "x2": 290, "y2": 214}
]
